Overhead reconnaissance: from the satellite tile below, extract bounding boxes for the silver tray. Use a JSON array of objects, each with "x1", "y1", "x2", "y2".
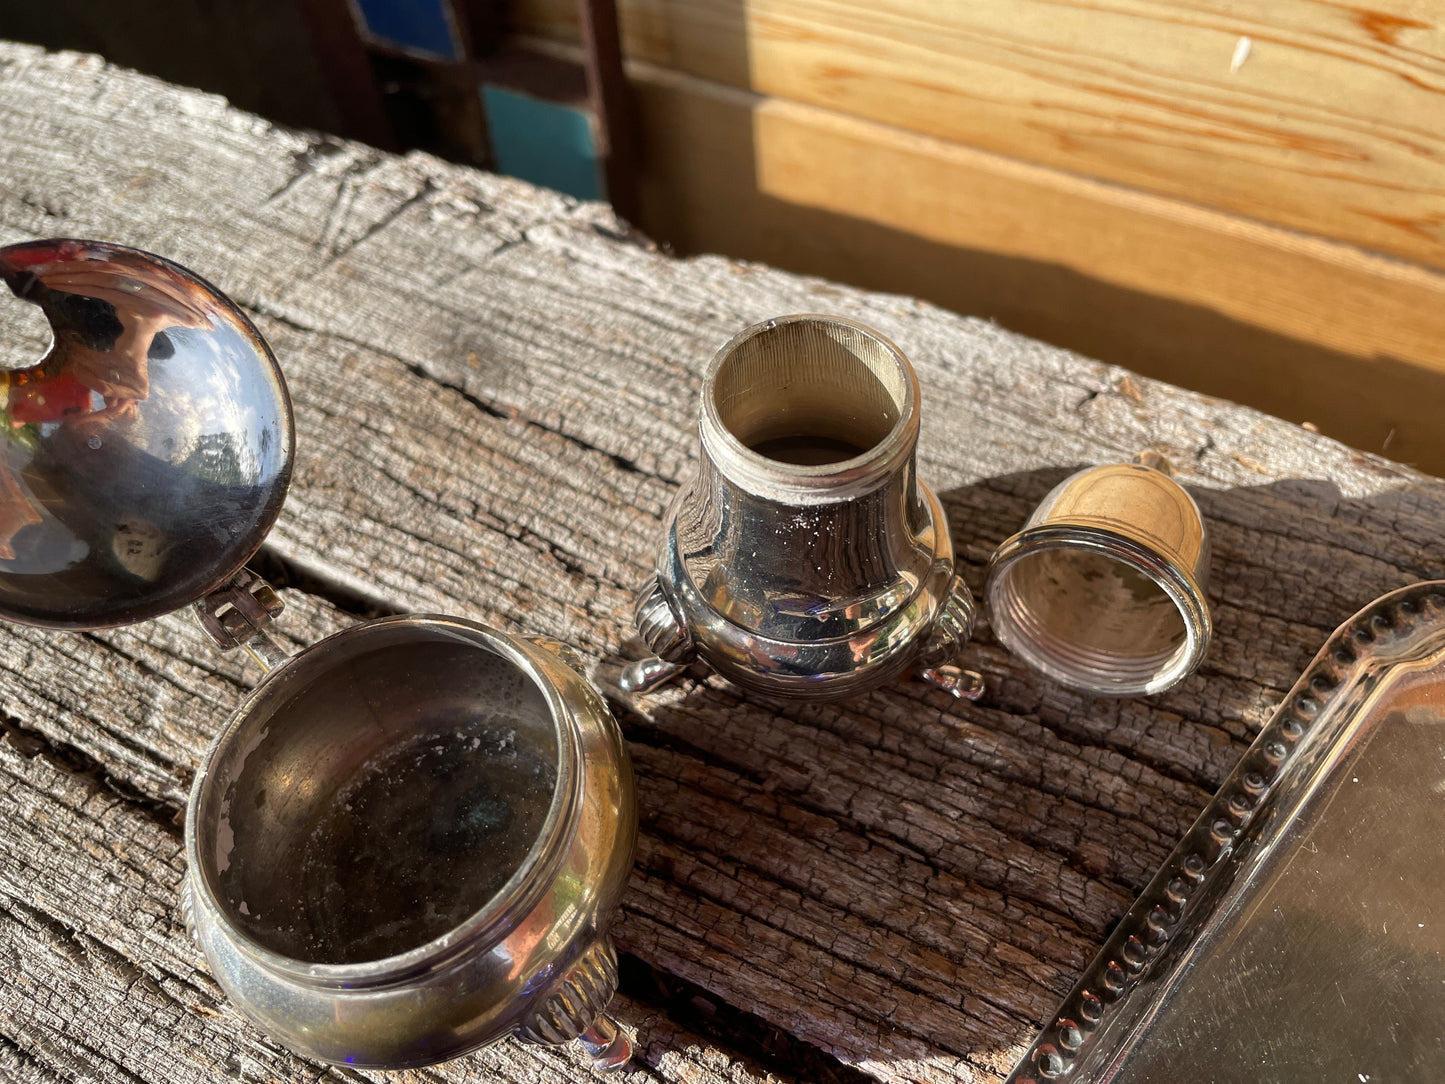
[{"x1": 1007, "y1": 581, "x2": 1445, "y2": 1083}]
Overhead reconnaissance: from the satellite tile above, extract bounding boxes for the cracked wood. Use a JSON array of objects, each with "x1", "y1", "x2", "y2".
[{"x1": 2, "y1": 40, "x2": 1445, "y2": 1084}]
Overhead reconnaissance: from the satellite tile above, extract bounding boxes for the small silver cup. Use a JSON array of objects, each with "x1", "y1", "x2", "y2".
[
  {"x1": 984, "y1": 455, "x2": 1211, "y2": 697},
  {"x1": 622, "y1": 314, "x2": 976, "y2": 700}
]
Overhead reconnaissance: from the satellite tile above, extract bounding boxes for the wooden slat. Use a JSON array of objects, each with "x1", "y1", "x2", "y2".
[
  {"x1": 0, "y1": 663, "x2": 796, "y2": 1084},
  {"x1": 595, "y1": 54, "x2": 1445, "y2": 473},
  {"x1": 5, "y1": 41, "x2": 1445, "y2": 1084},
  {"x1": 514, "y1": 0, "x2": 1445, "y2": 269}
]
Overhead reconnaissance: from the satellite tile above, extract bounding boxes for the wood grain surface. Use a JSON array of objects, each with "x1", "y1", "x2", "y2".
[
  {"x1": 514, "y1": 0, "x2": 1445, "y2": 270},
  {"x1": 2, "y1": 41, "x2": 1445, "y2": 1084},
  {"x1": 599, "y1": 54, "x2": 1445, "y2": 473}
]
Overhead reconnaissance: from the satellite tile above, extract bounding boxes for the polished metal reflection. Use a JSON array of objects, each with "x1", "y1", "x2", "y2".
[
  {"x1": 0, "y1": 239, "x2": 292, "y2": 629},
  {"x1": 985, "y1": 455, "x2": 1211, "y2": 696},
  {"x1": 1008, "y1": 582, "x2": 1445, "y2": 1083},
  {"x1": 185, "y1": 616, "x2": 637, "y2": 1070},
  {"x1": 0, "y1": 240, "x2": 639, "y2": 1070},
  {"x1": 623, "y1": 314, "x2": 975, "y2": 700}
]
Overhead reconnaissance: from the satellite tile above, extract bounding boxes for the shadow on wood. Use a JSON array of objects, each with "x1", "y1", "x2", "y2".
[
  {"x1": 605, "y1": 465, "x2": 1445, "y2": 1082},
  {"x1": 628, "y1": 70, "x2": 1445, "y2": 475}
]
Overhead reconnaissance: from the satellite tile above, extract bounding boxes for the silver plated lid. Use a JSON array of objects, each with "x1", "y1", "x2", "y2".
[
  {"x1": 0, "y1": 239, "x2": 293, "y2": 629},
  {"x1": 984, "y1": 456, "x2": 1212, "y2": 697}
]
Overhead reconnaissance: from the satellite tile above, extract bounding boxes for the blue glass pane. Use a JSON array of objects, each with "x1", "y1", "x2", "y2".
[
  {"x1": 482, "y1": 85, "x2": 601, "y2": 202},
  {"x1": 352, "y1": 0, "x2": 460, "y2": 61}
]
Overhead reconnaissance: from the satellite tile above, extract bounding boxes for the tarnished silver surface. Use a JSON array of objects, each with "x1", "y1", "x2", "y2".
[
  {"x1": 185, "y1": 616, "x2": 637, "y2": 1069},
  {"x1": 985, "y1": 456, "x2": 1211, "y2": 697},
  {"x1": 0, "y1": 239, "x2": 639, "y2": 1070},
  {"x1": 623, "y1": 314, "x2": 974, "y2": 700},
  {"x1": 1008, "y1": 581, "x2": 1445, "y2": 1083},
  {"x1": 0, "y1": 239, "x2": 292, "y2": 629}
]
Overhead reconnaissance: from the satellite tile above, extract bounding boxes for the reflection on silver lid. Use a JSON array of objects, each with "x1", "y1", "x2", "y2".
[{"x1": 0, "y1": 238, "x2": 293, "y2": 629}]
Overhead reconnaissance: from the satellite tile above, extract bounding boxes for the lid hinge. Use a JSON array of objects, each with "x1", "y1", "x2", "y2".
[{"x1": 193, "y1": 569, "x2": 289, "y2": 670}]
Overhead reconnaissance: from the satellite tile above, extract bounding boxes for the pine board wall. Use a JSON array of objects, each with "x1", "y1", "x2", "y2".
[{"x1": 513, "y1": 0, "x2": 1445, "y2": 473}]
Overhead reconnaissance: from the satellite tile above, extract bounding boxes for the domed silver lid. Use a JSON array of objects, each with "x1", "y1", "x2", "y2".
[
  {"x1": 0, "y1": 239, "x2": 293, "y2": 629},
  {"x1": 984, "y1": 456, "x2": 1212, "y2": 697}
]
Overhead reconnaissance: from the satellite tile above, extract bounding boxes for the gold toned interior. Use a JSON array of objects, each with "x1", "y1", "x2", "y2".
[{"x1": 711, "y1": 319, "x2": 905, "y2": 466}]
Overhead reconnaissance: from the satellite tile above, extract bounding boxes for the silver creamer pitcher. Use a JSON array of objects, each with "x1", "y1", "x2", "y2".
[{"x1": 622, "y1": 314, "x2": 977, "y2": 700}]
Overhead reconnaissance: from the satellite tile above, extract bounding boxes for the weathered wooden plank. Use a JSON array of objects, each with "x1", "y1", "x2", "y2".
[
  {"x1": 514, "y1": 0, "x2": 1445, "y2": 270},
  {"x1": 0, "y1": 606, "x2": 805, "y2": 1084},
  {"x1": 3, "y1": 41, "x2": 1445, "y2": 1084},
  {"x1": 545, "y1": 48, "x2": 1445, "y2": 472}
]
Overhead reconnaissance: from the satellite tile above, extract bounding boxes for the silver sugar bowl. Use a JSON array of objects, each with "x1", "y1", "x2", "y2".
[
  {"x1": 0, "y1": 239, "x2": 637, "y2": 1070},
  {"x1": 183, "y1": 613, "x2": 636, "y2": 1068}
]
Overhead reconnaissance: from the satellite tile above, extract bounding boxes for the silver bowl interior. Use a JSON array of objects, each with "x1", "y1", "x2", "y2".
[{"x1": 195, "y1": 620, "x2": 562, "y2": 966}]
